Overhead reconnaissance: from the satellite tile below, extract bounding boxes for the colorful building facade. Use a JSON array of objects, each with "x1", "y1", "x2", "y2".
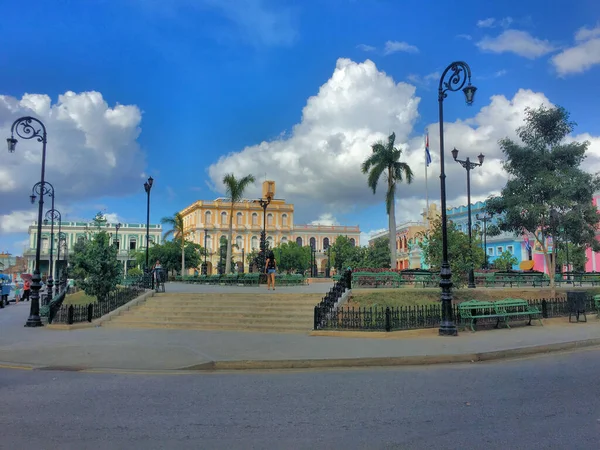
[
  {"x1": 26, "y1": 220, "x2": 163, "y2": 277},
  {"x1": 179, "y1": 183, "x2": 361, "y2": 274}
]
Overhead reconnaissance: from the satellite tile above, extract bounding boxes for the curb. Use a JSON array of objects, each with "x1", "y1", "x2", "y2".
[
  {"x1": 45, "y1": 290, "x2": 155, "y2": 330},
  {"x1": 2, "y1": 337, "x2": 597, "y2": 374}
]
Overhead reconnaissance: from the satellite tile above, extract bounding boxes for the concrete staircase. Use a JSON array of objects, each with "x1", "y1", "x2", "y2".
[{"x1": 102, "y1": 293, "x2": 320, "y2": 333}]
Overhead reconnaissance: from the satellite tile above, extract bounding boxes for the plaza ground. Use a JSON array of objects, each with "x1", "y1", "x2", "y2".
[{"x1": 1, "y1": 282, "x2": 600, "y2": 371}]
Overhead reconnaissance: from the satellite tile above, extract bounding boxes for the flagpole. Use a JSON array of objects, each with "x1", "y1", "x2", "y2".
[{"x1": 425, "y1": 131, "x2": 429, "y2": 227}]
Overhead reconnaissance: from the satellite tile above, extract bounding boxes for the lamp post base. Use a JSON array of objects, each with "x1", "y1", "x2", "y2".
[
  {"x1": 25, "y1": 316, "x2": 44, "y2": 327},
  {"x1": 468, "y1": 269, "x2": 476, "y2": 289},
  {"x1": 438, "y1": 322, "x2": 458, "y2": 336},
  {"x1": 25, "y1": 270, "x2": 44, "y2": 328}
]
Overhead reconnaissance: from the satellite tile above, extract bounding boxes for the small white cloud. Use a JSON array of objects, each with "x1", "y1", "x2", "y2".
[
  {"x1": 456, "y1": 34, "x2": 472, "y2": 40},
  {"x1": 356, "y1": 44, "x2": 376, "y2": 52},
  {"x1": 103, "y1": 213, "x2": 121, "y2": 224},
  {"x1": 406, "y1": 72, "x2": 440, "y2": 88},
  {"x1": 361, "y1": 228, "x2": 387, "y2": 246},
  {"x1": 477, "y1": 18, "x2": 496, "y2": 28},
  {"x1": 477, "y1": 30, "x2": 555, "y2": 59},
  {"x1": 0, "y1": 210, "x2": 37, "y2": 233},
  {"x1": 494, "y1": 69, "x2": 508, "y2": 77},
  {"x1": 575, "y1": 23, "x2": 600, "y2": 41},
  {"x1": 552, "y1": 24, "x2": 600, "y2": 76},
  {"x1": 384, "y1": 40, "x2": 419, "y2": 55},
  {"x1": 310, "y1": 213, "x2": 339, "y2": 226}
]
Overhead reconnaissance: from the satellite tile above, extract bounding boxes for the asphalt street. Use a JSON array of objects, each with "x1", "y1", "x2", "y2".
[{"x1": 1, "y1": 349, "x2": 599, "y2": 449}]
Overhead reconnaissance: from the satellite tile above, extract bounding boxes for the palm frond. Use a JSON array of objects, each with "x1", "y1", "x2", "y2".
[{"x1": 367, "y1": 163, "x2": 386, "y2": 194}]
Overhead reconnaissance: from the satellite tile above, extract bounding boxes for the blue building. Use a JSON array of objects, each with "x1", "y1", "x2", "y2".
[{"x1": 446, "y1": 201, "x2": 526, "y2": 270}]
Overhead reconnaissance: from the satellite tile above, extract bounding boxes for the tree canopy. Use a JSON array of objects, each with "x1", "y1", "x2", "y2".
[
  {"x1": 223, "y1": 173, "x2": 255, "y2": 273},
  {"x1": 486, "y1": 105, "x2": 600, "y2": 286}
]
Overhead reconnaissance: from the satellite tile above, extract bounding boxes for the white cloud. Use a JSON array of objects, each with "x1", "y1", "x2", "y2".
[
  {"x1": 456, "y1": 34, "x2": 472, "y2": 40},
  {"x1": 361, "y1": 228, "x2": 387, "y2": 246},
  {"x1": 0, "y1": 91, "x2": 145, "y2": 233},
  {"x1": 575, "y1": 23, "x2": 600, "y2": 41},
  {"x1": 207, "y1": 58, "x2": 600, "y2": 229},
  {"x1": 103, "y1": 213, "x2": 121, "y2": 224},
  {"x1": 0, "y1": 210, "x2": 37, "y2": 233},
  {"x1": 356, "y1": 44, "x2": 376, "y2": 52},
  {"x1": 406, "y1": 72, "x2": 440, "y2": 87},
  {"x1": 477, "y1": 30, "x2": 555, "y2": 59},
  {"x1": 310, "y1": 213, "x2": 339, "y2": 226},
  {"x1": 477, "y1": 18, "x2": 496, "y2": 28},
  {"x1": 384, "y1": 40, "x2": 419, "y2": 55},
  {"x1": 552, "y1": 25, "x2": 600, "y2": 76}
]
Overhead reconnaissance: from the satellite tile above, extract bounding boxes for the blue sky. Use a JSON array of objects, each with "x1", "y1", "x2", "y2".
[{"x1": 1, "y1": 0, "x2": 600, "y2": 254}]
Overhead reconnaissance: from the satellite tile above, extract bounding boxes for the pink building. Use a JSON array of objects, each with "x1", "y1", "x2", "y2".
[{"x1": 585, "y1": 195, "x2": 600, "y2": 272}]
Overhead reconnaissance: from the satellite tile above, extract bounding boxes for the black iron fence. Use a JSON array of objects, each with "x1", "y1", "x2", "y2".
[
  {"x1": 314, "y1": 296, "x2": 598, "y2": 331},
  {"x1": 51, "y1": 285, "x2": 145, "y2": 324}
]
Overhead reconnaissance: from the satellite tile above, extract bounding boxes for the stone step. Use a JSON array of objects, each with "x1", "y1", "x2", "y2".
[
  {"x1": 109, "y1": 314, "x2": 312, "y2": 325},
  {"x1": 115, "y1": 310, "x2": 314, "y2": 320},
  {"x1": 102, "y1": 320, "x2": 311, "y2": 333}
]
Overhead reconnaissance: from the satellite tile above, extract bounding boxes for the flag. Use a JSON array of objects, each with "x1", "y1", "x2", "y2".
[{"x1": 425, "y1": 134, "x2": 432, "y2": 167}]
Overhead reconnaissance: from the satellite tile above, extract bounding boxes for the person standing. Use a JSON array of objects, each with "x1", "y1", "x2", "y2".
[
  {"x1": 22, "y1": 279, "x2": 31, "y2": 302},
  {"x1": 265, "y1": 250, "x2": 277, "y2": 290}
]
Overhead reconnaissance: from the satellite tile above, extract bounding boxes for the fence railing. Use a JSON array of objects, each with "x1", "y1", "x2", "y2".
[
  {"x1": 314, "y1": 269, "x2": 352, "y2": 330},
  {"x1": 51, "y1": 285, "x2": 145, "y2": 324},
  {"x1": 314, "y1": 297, "x2": 597, "y2": 332}
]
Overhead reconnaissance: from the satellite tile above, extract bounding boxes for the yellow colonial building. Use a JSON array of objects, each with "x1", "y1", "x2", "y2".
[{"x1": 179, "y1": 182, "x2": 360, "y2": 274}]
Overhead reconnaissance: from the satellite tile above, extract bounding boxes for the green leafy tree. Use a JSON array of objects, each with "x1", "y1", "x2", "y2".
[
  {"x1": 222, "y1": 173, "x2": 255, "y2": 274},
  {"x1": 492, "y1": 251, "x2": 519, "y2": 271},
  {"x1": 127, "y1": 267, "x2": 143, "y2": 277},
  {"x1": 486, "y1": 106, "x2": 600, "y2": 288},
  {"x1": 135, "y1": 241, "x2": 202, "y2": 276},
  {"x1": 161, "y1": 212, "x2": 186, "y2": 275},
  {"x1": 360, "y1": 236, "x2": 391, "y2": 268},
  {"x1": 275, "y1": 241, "x2": 311, "y2": 273},
  {"x1": 418, "y1": 218, "x2": 485, "y2": 288},
  {"x1": 70, "y1": 230, "x2": 122, "y2": 301},
  {"x1": 556, "y1": 242, "x2": 587, "y2": 272},
  {"x1": 361, "y1": 132, "x2": 414, "y2": 269},
  {"x1": 329, "y1": 235, "x2": 364, "y2": 271},
  {"x1": 246, "y1": 248, "x2": 259, "y2": 269}
]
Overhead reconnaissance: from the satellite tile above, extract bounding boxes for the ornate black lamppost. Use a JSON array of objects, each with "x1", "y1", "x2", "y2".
[
  {"x1": 437, "y1": 61, "x2": 477, "y2": 336},
  {"x1": 476, "y1": 212, "x2": 493, "y2": 269},
  {"x1": 57, "y1": 231, "x2": 67, "y2": 288},
  {"x1": 451, "y1": 148, "x2": 484, "y2": 289},
  {"x1": 31, "y1": 181, "x2": 54, "y2": 301},
  {"x1": 114, "y1": 222, "x2": 122, "y2": 248},
  {"x1": 8, "y1": 117, "x2": 48, "y2": 327},
  {"x1": 257, "y1": 196, "x2": 272, "y2": 271},
  {"x1": 144, "y1": 176, "x2": 153, "y2": 271},
  {"x1": 44, "y1": 208, "x2": 62, "y2": 299},
  {"x1": 326, "y1": 244, "x2": 331, "y2": 278},
  {"x1": 203, "y1": 228, "x2": 208, "y2": 275}
]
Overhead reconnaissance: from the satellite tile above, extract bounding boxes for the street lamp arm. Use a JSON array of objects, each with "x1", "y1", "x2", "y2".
[
  {"x1": 45, "y1": 208, "x2": 61, "y2": 223},
  {"x1": 32, "y1": 181, "x2": 54, "y2": 198},
  {"x1": 455, "y1": 159, "x2": 482, "y2": 170},
  {"x1": 10, "y1": 116, "x2": 47, "y2": 143},
  {"x1": 438, "y1": 61, "x2": 474, "y2": 102}
]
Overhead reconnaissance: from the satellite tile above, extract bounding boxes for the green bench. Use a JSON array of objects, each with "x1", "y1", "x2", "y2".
[
  {"x1": 459, "y1": 299, "x2": 542, "y2": 332},
  {"x1": 414, "y1": 274, "x2": 437, "y2": 288}
]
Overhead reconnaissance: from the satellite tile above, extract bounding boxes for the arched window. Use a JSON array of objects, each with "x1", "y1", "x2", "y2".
[
  {"x1": 323, "y1": 237, "x2": 330, "y2": 249},
  {"x1": 237, "y1": 212, "x2": 243, "y2": 225},
  {"x1": 252, "y1": 213, "x2": 258, "y2": 225},
  {"x1": 251, "y1": 236, "x2": 259, "y2": 250},
  {"x1": 267, "y1": 236, "x2": 273, "y2": 248},
  {"x1": 349, "y1": 238, "x2": 356, "y2": 247},
  {"x1": 221, "y1": 212, "x2": 227, "y2": 224},
  {"x1": 206, "y1": 235, "x2": 212, "y2": 250},
  {"x1": 296, "y1": 237, "x2": 303, "y2": 246},
  {"x1": 129, "y1": 238, "x2": 137, "y2": 250},
  {"x1": 310, "y1": 237, "x2": 316, "y2": 249},
  {"x1": 281, "y1": 237, "x2": 288, "y2": 244},
  {"x1": 282, "y1": 214, "x2": 288, "y2": 226},
  {"x1": 204, "y1": 211, "x2": 211, "y2": 224},
  {"x1": 236, "y1": 235, "x2": 243, "y2": 250},
  {"x1": 267, "y1": 213, "x2": 273, "y2": 226}
]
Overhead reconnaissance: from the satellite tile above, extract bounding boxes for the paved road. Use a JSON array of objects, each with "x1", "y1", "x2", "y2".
[{"x1": 1, "y1": 349, "x2": 599, "y2": 449}]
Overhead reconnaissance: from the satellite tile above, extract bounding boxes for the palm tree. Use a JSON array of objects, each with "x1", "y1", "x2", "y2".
[
  {"x1": 161, "y1": 212, "x2": 186, "y2": 276},
  {"x1": 361, "y1": 132, "x2": 414, "y2": 269},
  {"x1": 223, "y1": 173, "x2": 256, "y2": 274}
]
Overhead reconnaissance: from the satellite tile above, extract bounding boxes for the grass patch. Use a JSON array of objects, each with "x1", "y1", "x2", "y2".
[
  {"x1": 63, "y1": 290, "x2": 96, "y2": 306},
  {"x1": 349, "y1": 286, "x2": 600, "y2": 308}
]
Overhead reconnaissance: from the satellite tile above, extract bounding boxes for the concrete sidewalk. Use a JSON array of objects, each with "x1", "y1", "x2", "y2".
[{"x1": 2, "y1": 301, "x2": 600, "y2": 372}]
